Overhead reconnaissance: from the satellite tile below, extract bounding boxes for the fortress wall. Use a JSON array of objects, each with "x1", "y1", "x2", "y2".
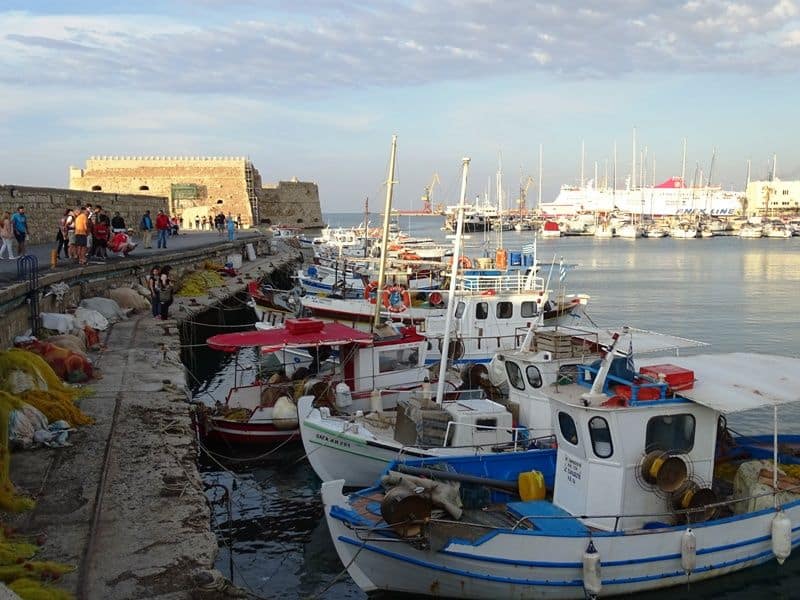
[{"x1": 0, "y1": 185, "x2": 167, "y2": 246}]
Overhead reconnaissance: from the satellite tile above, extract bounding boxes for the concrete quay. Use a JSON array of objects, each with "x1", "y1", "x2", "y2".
[{"x1": 5, "y1": 237, "x2": 305, "y2": 599}]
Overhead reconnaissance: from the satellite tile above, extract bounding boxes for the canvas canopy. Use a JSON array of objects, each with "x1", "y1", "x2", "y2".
[{"x1": 208, "y1": 322, "x2": 373, "y2": 353}]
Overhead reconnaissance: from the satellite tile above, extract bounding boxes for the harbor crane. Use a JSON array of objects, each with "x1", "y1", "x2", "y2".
[{"x1": 421, "y1": 172, "x2": 440, "y2": 213}]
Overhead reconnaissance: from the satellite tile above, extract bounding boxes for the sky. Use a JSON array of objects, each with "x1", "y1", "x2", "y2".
[{"x1": 1, "y1": 0, "x2": 800, "y2": 212}]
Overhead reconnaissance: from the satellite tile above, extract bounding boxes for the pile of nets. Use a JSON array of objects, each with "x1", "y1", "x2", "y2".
[
  {"x1": 17, "y1": 341, "x2": 93, "y2": 384},
  {"x1": 0, "y1": 528, "x2": 74, "y2": 599},
  {"x1": 176, "y1": 268, "x2": 225, "y2": 297}
]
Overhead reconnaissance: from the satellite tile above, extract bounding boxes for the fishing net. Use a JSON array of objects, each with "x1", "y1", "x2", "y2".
[
  {"x1": 8, "y1": 577, "x2": 74, "y2": 600},
  {"x1": 176, "y1": 269, "x2": 225, "y2": 297}
]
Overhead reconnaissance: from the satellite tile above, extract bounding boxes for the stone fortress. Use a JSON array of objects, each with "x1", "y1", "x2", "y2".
[{"x1": 69, "y1": 156, "x2": 324, "y2": 229}]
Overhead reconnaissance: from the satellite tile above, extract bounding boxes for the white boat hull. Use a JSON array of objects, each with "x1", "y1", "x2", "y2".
[{"x1": 323, "y1": 479, "x2": 800, "y2": 599}]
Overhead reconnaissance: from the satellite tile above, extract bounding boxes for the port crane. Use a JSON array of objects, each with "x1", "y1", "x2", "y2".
[{"x1": 421, "y1": 173, "x2": 440, "y2": 213}]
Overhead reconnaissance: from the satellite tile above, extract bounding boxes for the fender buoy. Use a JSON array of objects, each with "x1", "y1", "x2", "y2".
[
  {"x1": 383, "y1": 285, "x2": 411, "y2": 313},
  {"x1": 428, "y1": 291, "x2": 445, "y2": 307},
  {"x1": 364, "y1": 280, "x2": 380, "y2": 304},
  {"x1": 401, "y1": 252, "x2": 421, "y2": 260}
]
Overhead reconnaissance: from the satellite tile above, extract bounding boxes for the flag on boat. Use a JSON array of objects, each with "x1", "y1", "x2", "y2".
[
  {"x1": 522, "y1": 243, "x2": 536, "y2": 254},
  {"x1": 626, "y1": 338, "x2": 635, "y2": 374},
  {"x1": 559, "y1": 257, "x2": 566, "y2": 283}
]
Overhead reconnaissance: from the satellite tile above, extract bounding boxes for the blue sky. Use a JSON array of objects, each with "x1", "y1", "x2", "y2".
[{"x1": 2, "y1": 1, "x2": 800, "y2": 211}]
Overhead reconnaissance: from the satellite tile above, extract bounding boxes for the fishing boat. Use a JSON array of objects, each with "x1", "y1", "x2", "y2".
[
  {"x1": 738, "y1": 221, "x2": 764, "y2": 238},
  {"x1": 670, "y1": 221, "x2": 699, "y2": 239},
  {"x1": 322, "y1": 344, "x2": 800, "y2": 598},
  {"x1": 540, "y1": 220, "x2": 562, "y2": 238},
  {"x1": 192, "y1": 318, "x2": 435, "y2": 446}
]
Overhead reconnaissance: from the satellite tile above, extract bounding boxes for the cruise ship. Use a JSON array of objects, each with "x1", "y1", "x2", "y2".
[{"x1": 540, "y1": 177, "x2": 744, "y2": 217}]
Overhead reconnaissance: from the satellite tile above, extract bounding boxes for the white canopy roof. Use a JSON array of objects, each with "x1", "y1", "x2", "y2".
[{"x1": 637, "y1": 353, "x2": 800, "y2": 413}]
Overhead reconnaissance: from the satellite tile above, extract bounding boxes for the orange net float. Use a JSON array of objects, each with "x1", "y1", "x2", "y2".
[
  {"x1": 495, "y1": 248, "x2": 509, "y2": 270},
  {"x1": 382, "y1": 285, "x2": 411, "y2": 313},
  {"x1": 364, "y1": 280, "x2": 380, "y2": 304}
]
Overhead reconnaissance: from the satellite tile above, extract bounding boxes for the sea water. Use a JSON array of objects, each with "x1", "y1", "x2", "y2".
[{"x1": 189, "y1": 213, "x2": 800, "y2": 599}]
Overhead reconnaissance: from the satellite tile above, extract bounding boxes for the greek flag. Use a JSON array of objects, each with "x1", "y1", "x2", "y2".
[
  {"x1": 522, "y1": 243, "x2": 536, "y2": 254},
  {"x1": 626, "y1": 338, "x2": 635, "y2": 374},
  {"x1": 559, "y1": 258, "x2": 566, "y2": 283}
]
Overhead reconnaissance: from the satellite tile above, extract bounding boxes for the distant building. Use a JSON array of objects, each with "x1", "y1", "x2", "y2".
[
  {"x1": 69, "y1": 156, "x2": 323, "y2": 228},
  {"x1": 745, "y1": 179, "x2": 800, "y2": 217}
]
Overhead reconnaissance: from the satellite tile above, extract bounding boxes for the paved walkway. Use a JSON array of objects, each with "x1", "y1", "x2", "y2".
[{"x1": 0, "y1": 230, "x2": 263, "y2": 283}]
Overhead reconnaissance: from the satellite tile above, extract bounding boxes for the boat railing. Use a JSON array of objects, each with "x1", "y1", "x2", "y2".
[
  {"x1": 440, "y1": 422, "x2": 556, "y2": 452},
  {"x1": 458, "y1": 271, "x2": 545, "y2": 293}
]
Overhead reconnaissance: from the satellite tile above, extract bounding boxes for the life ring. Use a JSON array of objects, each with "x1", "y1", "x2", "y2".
[
  {"x1": 401, "y1": 252, "x2": 421, "y2": 261},
  {"x1": 382, "y1": 285, "x2": 411, "y2": 313},
  {"x1": 364, "y1": 280, "x2": 380, "y2": 304},
  {"x1": 428, "y1": 291, "x2": 445, "y2": 308},
  {"x1": 481, "y1": 289, "x2": 496, "y2": 296},
  {"x1": 451, "y1": 256, "x2": 472, "y2": 269}
]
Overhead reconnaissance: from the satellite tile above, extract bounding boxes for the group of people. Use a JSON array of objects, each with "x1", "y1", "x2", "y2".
[
  {"x1": 0, "y1": 206, "x2": 29, "y2": 259},
  {"x1": 146, "y1": 265, "x2": 174, "y2": 320},
  {"x1": 139, "y1": 209, "x2": 179, "y2": 249},
  {"x1": 55, "y1": 204, "x2": 131, "y2": 266}
]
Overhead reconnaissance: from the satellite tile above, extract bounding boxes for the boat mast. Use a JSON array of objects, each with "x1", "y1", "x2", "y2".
[
  {"x1": 372, "y1": 134, "x2": 398, "y2": 330},
  {"x1": 707, "y1": 147, "x2": 717, "y2": 187},
  {"x1": 363, "y1": 196, "x2": 369, "y2": 258},
  {"x1": 580, "y1": 140, "x2": 585, "y2": 188},
  {"x1": 497, "y1": 153, "x2": 503, "y2": 249},
  {"x1": 537, "y1": 144, "x2": 543, "y2": 211},
  {"x1": 632, "y1": 127, "x2": 637, "y2": 191},
  {"x1": 435, "y1": 157, "x2": 470, "y2": 405},
  {"x1": 613, "y1": 140, "x2": 617, "y2": 199},
  {"x1": 772, "y1": 153, "x2": 778, "y2": 181},
  {"x1": 681, "y1": 138, "x2": 687, "y2": 184}
]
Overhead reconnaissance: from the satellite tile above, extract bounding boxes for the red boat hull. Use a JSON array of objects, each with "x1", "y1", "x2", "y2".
[{"x1": 197, "y1": 415, "x2": 300, "y2": 446}]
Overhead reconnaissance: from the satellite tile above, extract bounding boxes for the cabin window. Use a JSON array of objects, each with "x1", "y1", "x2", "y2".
[
  {"x1": 589, "y1": 416, "x2": 613, "y2": 458},
  {"x1": 526, "y1": 365, "x2": 542, "y2": 388},
  {"x1": 496, "y1": 301, "x2": 513, "y2": 319},
  {"x1": 645, "y1": 414, "x2": 695, "y2": 454},
  {"x1": 521, "y1": 301, "x2": 538, "y2": 317},
  {"x1": 505, "y1": 361, "x2": 525, "y2": 391},
  {"x1": 377, "y1": 348, "x2": 419, "y2": 373},
  {"x1": 454, "y1": 302, "x2": 465, "y2": 318},
  {"x1": 558, "y1": 412, "x2": 579, "y2": 446},
  {"x1": 475, "y1": 302, "x2": 488, "y2": 320}
]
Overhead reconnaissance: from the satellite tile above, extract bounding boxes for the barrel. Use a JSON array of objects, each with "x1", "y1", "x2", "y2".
[{"x1": 509, "y1": 251, "x2": 522, "y2": 266}]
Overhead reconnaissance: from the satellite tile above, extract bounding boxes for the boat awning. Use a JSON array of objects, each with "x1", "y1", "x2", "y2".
[
  {"x1": 540, "y1": 325, "x2": 707, "y2": 354},
  {"x1": 637, "y1": 353, "x2": 800, "y2": 413},
  {"x1": 207, "y1": 323, "x2": 374, "y2": 353}
]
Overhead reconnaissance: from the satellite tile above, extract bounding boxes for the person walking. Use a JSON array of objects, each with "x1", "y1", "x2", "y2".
[
  {"x1": 56, "y1": 209, "x2": 70, "y2": 259},
  {"x1": 74, "y1": 206, "x2": 89, "y2": 266},
  {"x1": 158, "y1": 265, "x2": 174, "y2": 320},
  {"x1": 194, "y1": 216, "x2": 200, "y2": 230},
  {"x1": 155, "y1": 209, "x2": 170, "y2": 249},
  {"x1": 215, "y1": 213, "x2": 224, "y2": 236},
  {"x1": 147, "y1": 266, "x2": 161, "y2": 318},
  {"x1": 140, "y1": 210, "x2": 154, "y2": 249},
  {"x1": 0, "y1": 212, "x2": 16, "y2": 259},
  {"x1": 226, "y1": 213, "x2": 236, "y2": 241},
  {"x1": 11, "y1": 206, "x2": 28, "y2": 257}
]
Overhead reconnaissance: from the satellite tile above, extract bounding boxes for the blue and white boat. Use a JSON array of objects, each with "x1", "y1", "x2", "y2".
[{"x1": 322, "y1": 347, "x2": 800, "y2": 598}]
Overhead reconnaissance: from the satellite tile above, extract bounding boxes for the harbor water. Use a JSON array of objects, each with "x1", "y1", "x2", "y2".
[{"x1": 188, "y1": 214, "x2": 800, "y2": 599}]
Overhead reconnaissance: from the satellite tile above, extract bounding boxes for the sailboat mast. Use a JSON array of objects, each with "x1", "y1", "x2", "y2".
[
  {"x1": 435, "y1": 157, "x2": 470, "y2": 404},
  {"x1": 681, "y1": 138, "x2": 687, "y2": 184},
  {"x1": 537, "y1": 144, "x2": 543, "y2": 210},
  {"x1": 613, "y1": 140, "x2": 617, "y2": 198},
  {"x1": 632, "y1": 127, "x2": 637, "y2": 190},
  {"x1": 363, "y1": 196, "x2": 369, "y2": 258},
  {"x1": 372, "y1": 134, "x2": 398, "y2": 330},
  {"x1": 580, "y1": 140, "x2": 585, "y2": 188},
  {"x1": 707, "y1": 147, "x2": 717, "y2": 187}
]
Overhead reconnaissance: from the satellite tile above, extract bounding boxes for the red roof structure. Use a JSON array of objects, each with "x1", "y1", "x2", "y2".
[{"x1": 207, "y1": 319, "x2": 373, "y2": 352}]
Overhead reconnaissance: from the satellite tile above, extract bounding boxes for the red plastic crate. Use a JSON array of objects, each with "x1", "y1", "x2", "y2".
[
  {"x1": 284, "y1": 318, "x2": 325, "y2": 334},
  {"x1": 639, "y1": 364, "x2": 694, "y2": 391}
]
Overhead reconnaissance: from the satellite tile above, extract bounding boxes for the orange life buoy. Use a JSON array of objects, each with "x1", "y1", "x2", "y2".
[
  {"x1": 401, "y1": 252, "x2": 421, "y2": 261},
  {"x1": 451, "y1": 256, "x2": 472, "y2": 269},
  {"x1": 481, "y1": 289, "x2": 496, "y2": 296},
  {"x1": 428, "y1": 291, "x2": 444, "y2": 307},
  {"x1": 388, "y1": 243, "x2": 402, "y2": 251},
  {"x1": 382, "y1": 285, "x2": 411, "y2": 313},
  {"x1": 495, "y1": 248, "x2": 508, "y2": 270},
  {"x1": 364, "y1": 280, "x2": 380, "y2": 303}
]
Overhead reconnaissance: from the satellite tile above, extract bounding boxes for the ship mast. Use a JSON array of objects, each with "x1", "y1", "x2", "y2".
[
  {"x1": 372, "y1": 134, "x2": 398, "y2": 330},
  {"x1": 435, "y1": 157, "x2": 470, "y2": 405}
]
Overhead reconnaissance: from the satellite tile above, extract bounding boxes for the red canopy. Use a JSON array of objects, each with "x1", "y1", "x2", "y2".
[{"x1": 207, "y1": 320, "x2": 374, "y2": 353}]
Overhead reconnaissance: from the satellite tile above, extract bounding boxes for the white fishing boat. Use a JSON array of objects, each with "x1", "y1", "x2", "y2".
[
  {"x1": 738, "y1": 222, "x2": 764, "y2": 238},
  {"x1": 615, "y1": 221, "x2": 642, "y2": 239},
  {"x1": 642, "y1": 223, "x2": 668, "y2": 238},
  {"x1": 764, "y1": 220, "x2": 793, "y2": 238},
  {"x1": 322, "y1": 346, "x2": 800, "y2": 599},
  {"x1": 193, "y1": 318, "x2": 436, "y2": 446}
]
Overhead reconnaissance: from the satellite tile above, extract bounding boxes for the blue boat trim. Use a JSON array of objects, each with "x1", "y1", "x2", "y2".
[{"x1": 338, "y1": 535, "x2": 800, "y2": 588}]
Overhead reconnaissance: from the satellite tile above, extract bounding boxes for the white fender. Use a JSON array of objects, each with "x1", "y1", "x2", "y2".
[
  {"x1": 772, "y1": 510, "x2": 792, "y2": 565},
  {"x1": 582, "y1": 540, "x2": 602, "y2": 598},
  {"x1": 681, "y1": 528, "x2": 696, "y2": 574}
]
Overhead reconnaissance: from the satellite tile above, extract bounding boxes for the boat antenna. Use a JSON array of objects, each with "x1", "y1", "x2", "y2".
[
  {"x1": 435, "y1": 157, "x2": 470, "y2": 405},
  {"x1": 372, "y1": 134, "x2": 398, "y2": 331},
  {"x1": 363, "y1": 196, "x2": 369, "y2": 258}
]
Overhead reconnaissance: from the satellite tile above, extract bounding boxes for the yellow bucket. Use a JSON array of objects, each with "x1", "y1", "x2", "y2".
[{"x1": 518, "y1": 470, "x2": 546, "y2": 501}]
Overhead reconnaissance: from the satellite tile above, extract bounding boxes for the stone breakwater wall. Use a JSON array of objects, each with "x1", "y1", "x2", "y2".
[
  {"x1": 259, "y1": 180, "x2": 324, "y2": 228},
  {"x1": 0, "y1": 234, "x2": 292, "y2": 349},
  {"x1": 0, "y1": 184, "x2": 168, "y2": 246}
]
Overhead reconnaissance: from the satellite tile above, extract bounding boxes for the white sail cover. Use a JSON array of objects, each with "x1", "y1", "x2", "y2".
[{"x1": 637, "y1": 353, "x2": 800, "y2": 413}]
